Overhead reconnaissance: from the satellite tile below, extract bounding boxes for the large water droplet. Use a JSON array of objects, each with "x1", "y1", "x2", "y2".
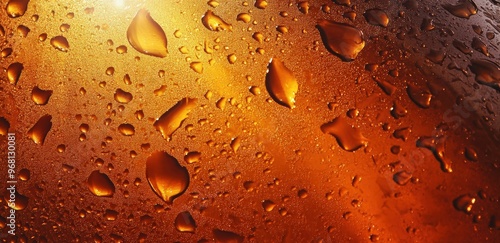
[
  {"x1": 407, "y1": 84, "x2": 432, "y2": 108},
  {"x1": 469, "y1": 59, "x2": 500, "y2": 90},
  {"x1": 146, "y1": 151, "x2": 189, "y2": 203},
  {"x1": 50, "y1": 36, "x2": 69, "y2": 52},
  {"x1": 118, "y1": 123, "x2": 135, "y2": 136},
  {"x1": 174, "y1": 211, "x2": 196, "y2": 233},
  {"x1": 114, "y1": 88, "x2": 133, "y2": 103},
  {"x1": 31, "y1": 86, "x2": 53, "y2": 105},
  {"x1": 321, "y1": 116, "x2": 368, "y2": 152},
  {"x1": 364, "y1": 9, "x2": 389, "y2": 27},
  {"x1": 213, "y1": 229, "x2": 244, "y2": 243},
  {"x1": 443, "y1": 0, "x2": 478, "y2": 18},
  {"x1": 27, "y1": 115, "x2": 52, "y2": 145},
  {"x1": 6, "y1": 0, "x2": 29, "y2": 18},
  {"x1": 265, "y1": 58, "x2": 298, "y2": 109},
  {"x1": 317, "y1": 19, "x2": 365, "y2": 61},
  {"x1": 127, "y1": 9, "x2": 168, "y2": 58},
  {"x1": 453, "y1": 194, "x2": 475, "y2": 213},
  {"x1": 154, "y1": 98, "x2": 197, "y2": 141},
  {"x1": 7, "y1": 62, "x2": 24, "y2": 85},
  {"x1": 87, "y1": 170, "x2": 115, "y2": 197},
  {"x1": 202, "y1": 10, "x2": 232, "y2": 31}
]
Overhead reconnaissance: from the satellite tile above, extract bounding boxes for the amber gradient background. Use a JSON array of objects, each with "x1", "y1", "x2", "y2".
[{"x1": 1, "y1": 0, "x2": 500, "y2": 242}]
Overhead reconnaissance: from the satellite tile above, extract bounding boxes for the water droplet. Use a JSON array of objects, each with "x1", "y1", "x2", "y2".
[
  {"x1": 0, "y1": 117, "x2": 10, "y2": 135},
  {"x1": 420, "y1": 18, "x2": 435, "y2": 31},
  {"x1": 50, "y1": 36, "x2": 69, "y2": 52},
  {"x1": 184, "y1": 151, "x2": 201, "y2": 164},
  {"x1": 490, "y1": 215, "x2": 500, "y2": 230},
  {"x1": 213, "y1": 229, "x2": 244, "y2": 243},
  {"x1": 262, "y1": 200, "x2": 276, "y2": 212},
  {"x1": 31, "y1": 86, "x2": 53, "y2": 105},
  {"x1": 298, "y1": 189, "x2": 309, "y2": 198},
  {"x1": 265, "y1": 58, "x2": 299, "y2": 109},
  {"x1": 59, "y1": 23, "x2": 70, "y2": 32},
  {"x1": 317, "y1": 19, "x2": 365, "y2": 61},
  {"x1": 471, "y1": 37, "x2": 489, "y2": 57},
  {"x1": 146, "y1": 151, "x2": 190, "y2": 203},
  {"x1": 252, "y1": 32, "x2": 264, "y2": 43},
  {"x1": 321, "y1": 116, "x2": 368, "y2": 152},
  {"x1": 453, "y1": 194, "x2": 475, "y2": 213},
  {"x1": 297, "y1": 1, "x2": 310, "y2": 14},
  {"x1": 7, "y1": 62, "x2": 24, "y2": 85},
  {"x1": 276, "y1": 25, "x2": 289, "y2": 34},
  {"x1": 202, "y1": 10, "x2": 232, "y2": 31},
  {"x1": 469, "y1": 59, "x2": 500, "y2": 90},
  {"x1": 227, "y1": 54, "x2": 237, "y2": 64},
  {"x1": 334, "y1": 0, "x2": 351, "y2": 6},
  {"x1": 114, "y1": 88, "x2": 133, "y2": 103},
  {"x1": 230, "y1": 137, "x2": 241, "y2": 152},
  {"x1": 390, "y1": 102, "x2": 407, "y2": 119},
  {"x1": 127, "y1": 9, "x2": 168, "y2": 58},
  {"x1": 190, "y1": 62, "x2": 203, "y2": 74},
  {"x1": 18, "y1": 168, "x2": 30, "y2": 181},
  {"x1": 105, "y1": 67, "x2": 115, "y2": 76},
  {"x1": 375, "y1": 78, "x2": 397, "y2": 95},
  {"x1": 5, "y1": 192, "x2": 28, "y2": 210},
  {"x1": 57, "y1": 144, "x2": 66, "y2": 152},
  {"x1": 216, "y1": 97, "x2": 227, "y2": 110},
  {"x1": 6, "y1": 0, "x2": 29, "y2": 18},
  {"x1": 87, "y1": 170, "x2": 115, "y2": 197},
  {"x1": 118, "y1": 123, "x2": 135, "y2": 136},
  {"x1": 104, "y1": 209, "x2": 119, "y2": 221},
  {"x1": 208, "y1": 0, "x2": 219, "y2": 7},
  {"x1": 426, "y1": 49, "x2": 446, "y2": 64},
  {"x1": 407, "y1": 84, "x2": 432, "y2": 108},
  {"x1": 236, "y1": 13, "x2": 251, "y2": 23},
  {"x1": 453, "y1": 40, "x2": 473, "y2": 55},
  {"x1": 364, "y1": 9, "x2": 389, "y2": 27},
  {"x1": 254, "y1": 0, "x2": 268, "y2": 9},
  {"x1": 1, "y1": 47, "x2": 12, "y2": 58},
  {"x1": 393, "y1": 171, "x2": 412, "y2": 185},
  {"x1": 249, "y1": 86, "x2": 261, "y2": 95},
  {"x1": 174, "y1": 211, "x2": 197, "y2": 233},
  {"x1": 417, "y1": 136, "x2": 452, "y2": 172},
  {"x1": 27, "y1": 115, "x2": 52, "y2": 145},
  {"x1": 154, "y1": 97, "x2": 197, "y2": 141},
  {"x1": 443, "y1": 0, "x2": 478, "y2": 19},
  {"x1": 17, "y1": 25, "x2": 30, "y2": 37},
  {"x1": 464, "y1": 147, "x2": 478, "y2": 161}
]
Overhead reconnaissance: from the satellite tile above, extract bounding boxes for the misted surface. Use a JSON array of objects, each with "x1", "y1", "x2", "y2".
[{"x1": 1, "y1": 0, "x2": 500, "y2": 242}]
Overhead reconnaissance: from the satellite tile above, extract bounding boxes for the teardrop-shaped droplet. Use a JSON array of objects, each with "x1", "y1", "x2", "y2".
[
  {"x1": 7, "y1": 62, "x2": 24, "y2": 85},
  {"x1": 50, "y1": 36, "x2": 69, "y2": 52},
  {"x1": 265, "y1": 58, "x2": 299, "y2": 109},
  {"x1": 118, "y1": 123, "x2": 135, "y2": 136},
  {"x1": 146, "y1": 151, "x2": 190, "y2": 203},
  {"x1": 202, "y1": 10, "x2": 232, "y2": 31},
  {"x1": 31, "y1": 86, "x2": 53, "y2": 105},
  {"x1": 443, "y1": 0, "x2": 478, "y2": 19},
  {"x1": 213, "y1": 229, "x2": 244, "y2": 243},
  {"x1": 321, "y1": 116, "x2": 368, "y2": 152},
  {"x1": 87, "y1": 170, "x2": 116, "y2": 197},
  {"x1": 114, "y1": 88, "x2": 133, "y2": 103},
  {"x1": 127, "y1": 9, "x2": 168, "y2": 58},
  {"x1": 317, "y1": 19, "x2": 365, "y2": 61},
  {"x1": 174, "y1": 211, "x2": 197, "y2": 233},
  {"x1": 471, "y1": 37, "x2": 489, "y2": 57},
  {"x1": 453, "y1": 194, "x2": 475, "y2": 213},
  {"x1": 0, "y1": 117, "x2": 10, "y2": 135},
  {"x1": 407, "y1": 84, "x2": 432, "y2": 108},
  {"x1": 27, "y1": 115, "x2": 52, "y2": 145},
  {"x1": 154, "y1": 98, "x2": 197, "y2": 141},
  {"x1": 469, "y1": 59, "x2": 500, "y2": 90},
  {"x1": 6, "y1": 0, "x2": 30, "y2": 18},
  {"x1": 363, "y1": 8, "x2": 389, "y2": 27}
]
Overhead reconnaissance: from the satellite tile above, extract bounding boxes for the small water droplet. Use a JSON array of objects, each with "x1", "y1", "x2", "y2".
[
  {"x1": 27, "y1": 115, "x2": 52, "y2": 145},
  {"x1": 154, "y1": 97, "x2": 197, "y2": 141},
  {"x1": 146, "y1": 151, "x2": 190, "y2": 203},
  {"x1": 417, "y1": 136, "x2": 453, "y2": 172},
  {"x1": 469, "y1": 59, "x2": 500, "y2": 90},
  {"x1": 18, "y1": 168, "x2": 30, "y2": 181},
  {"x1": 443, "y1": 0, "x2": 478, "y2": 19},
  {"x1": 227, "y1": 54, "x2": 237, "y2": 64},
  {"x1": 0, "y1": 117, "x2": 10, "y2": 135},
  {"x1": 118, "y1": 123, "x2": 135, "y2": 136},
  {"x1": 252, "y1": 32, "x2": 264, "y2": 43},
  {"x1": 202, "y1": 10, "x2": 232, "y2": 31},
  {"x1": 16, "y1": 25, "x2": 30, "y2": 37},
  {"x1": 364, "y1": 9, "x2": 389, "y2": 27},
  {"x1": 236, "y1": 13, "x2": 251, "y2": 23},
  {"x1": 190, "y1": 62, "x2": 203, "y2": 74},
  {"x1": 5, "y1": 192, "x2": 28, "y2": 210},
  {"x1": 7, "y1": 62, "x2": 23, "y2": 85},
  {"x1": 390, "y1": 102, "x2": 407, "y2": 119},
  {"x1": 127, "y1": 9, "x2": 168, "y2": 58},
  {"x1": 317, "y1": 19, "x2": 365, "y2": 61},
  {"x1": 407, "y1": 84, "x2": 432, "y2": 108},
  {"x1": 254, "y1": 0, "x2": 268, "y2": 9},
  {"x1": 50, "y1": 36, "x2": 69, "y2": 52},
  {"x1": 426, "y1": 49, "x2": 446, "y2": 64},
  {"x1": 213, "y1": 229, "x2": 244, "y2": 243},
  {"x1": 87, "y1": 170, "x2": 115, "y2": 197},
  {"x1": 1, "y1": 47, "x2": 12, "y2": 58},
  {"x1": 393, "y1": 171, "x2": 412, "y2": 185},
  {"x1": 393, "y1": 127, "x2": 410, "y2": 141},
  {"x1": 184, "y1": 151, "x2": 201, "y2": 164},
  {"x1": 265, "y1": 58, "x2": 299, "y2": 109},
  {"x1": 6, "y1": 0, "x2": 30, "y2": 18},
  {"x1": 321, "y1": 116, "x2": 368, "y2": 152},
  {"x1": 174, "y1": 211, "x2": 197, "y2": 233},
  {"x1": 420, "y1": 18, "x2": 435, "y2": 31},
  {"x1": 453, "y1": 40, "x2": 473, "y2": 55},
  {"x1": 464, "y1": 147, "x2": 478, "y2": 161},
  {"x1": 31, "y1": 86, "x2": 53, "y2": 105},
  {"x1": 453, "y1": 194, "x2": 475, "y2": 213},
  {"x1": 114, "y1": 88, "x2": 133, "y2": 103},
  {"x1": 230, "y1": 137, "x2": 241, "y2": 152},
  {"x1": 262, "y1": 200, "x2": 276, "y2": 212}
]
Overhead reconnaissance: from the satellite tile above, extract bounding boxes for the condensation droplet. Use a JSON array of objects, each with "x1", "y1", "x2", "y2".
[
  {"x1": 265, "y1": 58, "x2": 299, "y2": 109},
  {"x1": 213, "y1": 229, "x2": 244, "y2": 243},
  {"x1": 31, "y1": 86, "x2": 53, "y2": 105},
  {"x1": 407, "y1": 84, "x2": 432, "y2": 108},
  {"x1": 27, "y1": 115, "x2": 52, "y2": 145},
  {"x1": 236, "y1": 13, "x2": 251, "y2": 23},
  {"x1": 393, "y1": 171, "x2": 412, "y2": 185},
  {"x1": 6, "y1": 0, "x2": 30, "y2": 18},
  {"x1": 50, "y1": 36, "x2": 69, "y2": 52},
  {"x1": 118, "y1": 123, "x2": 135, "y2": 136},
  {"x1": 469, "y1": 59, "x2": 500, "y2": 90},
  {"x1": 321, "y1": 116, "x2": 368, "y2": 151},
  {"x1": 146, "y1": 151, "x2": 190, "y2": 203},
  {"x1": 114, "y1": 88, "x2": 133, "y2": 103},
  {"x1": 190, "y1": 62, "x2": 203, "y2": 74},
  {"x1": 184, "y1": 151, "x2": 201, "y2": 164},
  {"x1": 174, "y1": 211, "x2": 197, "y2": 233},
  {"x1": 453, "y1": 194, "x2": 475, "y2": 213},
  {"x1": 202, "y1": 10, "x2": 232, "y2": 31},
  {"x1": 443, "y1": 0, "x2": 478, "y2": 19},
  {"x1": 317, "y1": 19, "x2": 365, "y2": 61},
  {"x1": 7, "y1": 62, "x2": 24, "y2": 85},
  {"x1": 0, "y1": 117, "x2": 10, "y2": 135},
  {"x1": 154, "y1": 98, "x2": 197, "y2": 141},
  {"x1": 87, "y1": 170, "x2": 115, "y2": 197},
  {"x1": 18, "y1": 168, "x2": 30, "y2": 181},
  {"x1": 127, "y1": 9, "x2": 168, "y2": 58},
  {"x1": 364, "y1": 8, "x2": 389, "y2": 27}
]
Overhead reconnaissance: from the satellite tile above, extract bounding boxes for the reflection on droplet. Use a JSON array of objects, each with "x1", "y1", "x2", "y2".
[
  {"x1": 50, "y1": 36, "x2": 69, "y2": 52},
  {"x1": 407, "y1": 84, "x2": 432, "y2": 108},
  {"x1": 0, "y1": 117, "x2": 10, "y2": 135},
  {"x1": 18, "y1": 168, "x2": 30, "y2": 181},
  {"x1": 213, "y1": 229, "x2": 244, "y2": 243},
  {"x1": 174, "y1": 211, "x2": 196, "y2": 233},
  {"x1": 469, "y1": 59, "x2": 500, "y2": 90},
  {"x1": 127, "y1": 9, "x2": 168, "y2": 58},
  {"x1": 118, "y1": 123, "x2": 135, "y2": 136},
  {"x1": 443, "y1": 0, "x2": 478, "y2": 19},
  {"x1": 265, "y1": 58, "x2": 299, "y2": 109},
  {"x1": 31, "y1": 86, "x2": 53, "y2": 105},
  {"x1": 146, "y1": 151, "x2": 190, "y2": 203},
  {"x1": 116, "y1": 45, "x2": 127, "y2": 54},
  {"x1": 230, "y1": 137, "x2": 241, "y2": 152},
  {"x1": 262, "y1": 200, "x2": 276, "y2": 212},
  {"x1": 27, "y1": 115, "x2": 52, "y2": 145},
  {"x1": 453, "y1": 40, "x2": 473, "y2": 55},
  {"x1": 7, "y1": 62, "x2": 24, "y2": 85},
  {"x1": 464, "y1": 147, "x2": 478, "y2": 161},
  {"x1": 317, "y1": 19, "x2": 365, "y2": 61},
  {"x1": 363, "y1": 9, "x2": 389, "y2": 27},
  {"x1": 202, "y1": 10, "x2": 232, "y2": 31},
  {"x1": 6, "y1": 0, "x2": 30, "y2": 18},
  {"x1": 453, "y1": 194, "x2": 475, "y2": 213},
  {"x1": 5, "y1": 192, "x2": 28, "y2": 210},
  {"x1": 87, "y1": 170, "x2": 115, "y2": 197},
  {"x1": 154, "y1": 98, "x2": 197, "y2": 141},
  {"x1": 114, "y1": 89, "x2": 133, "y2": 103},
  {"x1": 321, "y1": 116, "x2": 368, "y2": 152},
  {"x1": 236, "y1": 13, "x2": 251, "y2": 23}
]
